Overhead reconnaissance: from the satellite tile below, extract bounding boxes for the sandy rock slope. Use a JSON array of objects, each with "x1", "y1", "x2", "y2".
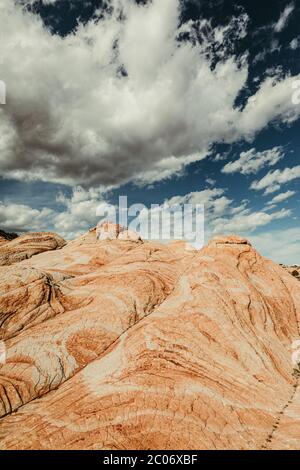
[{"x1": 0, "y1": 231, "x2": 300, "y2": 450}]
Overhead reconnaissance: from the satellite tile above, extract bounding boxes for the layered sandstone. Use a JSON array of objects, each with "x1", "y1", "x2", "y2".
[
  {"x1": 0, "y1": 232, "x2": 66, "y2": 266},
  {"x1": 0, "y1": 227, "x2": 193, "y2": 421},
  {"x1": 0, "y1": 230, "x2": 300, "y2": 450}
]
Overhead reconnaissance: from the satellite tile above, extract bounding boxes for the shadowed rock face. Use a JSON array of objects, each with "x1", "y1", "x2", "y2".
[
  {"x1": 0, "y1": 230, "x2": 18, "y2": 245},
  {"x1": 0, "y1": 232, "x2": 300, "y2": 450}
]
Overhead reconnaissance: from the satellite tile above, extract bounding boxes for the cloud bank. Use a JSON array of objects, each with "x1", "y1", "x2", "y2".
[{"x1": 0, "y1": 0, "x2": 300, "y2": 188}]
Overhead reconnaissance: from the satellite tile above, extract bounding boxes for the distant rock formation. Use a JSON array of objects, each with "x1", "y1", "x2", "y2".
[
  {"x1": 0, "y1": 232, "x2": 66, "y2": 266},
  {"x1": 96, "y1": 221, "x2": 141, "y2": 242},
  {"x1": 0, "y1": 230, "x2": 300, "y2": 450},
  {"x1": 282, "y1": 265, "x2": 300, "y2": 282},
  {"x1": 96, "y1": 221, "x2": 123, "y2": 240}
]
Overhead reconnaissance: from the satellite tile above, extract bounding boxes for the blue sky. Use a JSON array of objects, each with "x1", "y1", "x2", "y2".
[{"x1": 0, "y1": 0, "x2": 300, "y2": 263}]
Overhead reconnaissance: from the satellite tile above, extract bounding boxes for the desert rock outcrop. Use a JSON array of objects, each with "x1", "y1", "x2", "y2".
[
  {"x1": 96, "y1": 221, "x2": 122, "y2": 240},
  {"x1": 283, "y1": 266, "x2": 300, "y2": 282},
  {"x1": 0, "y1": 232, "x2": 66, "y2": 266},
  {"x1": 0, "y1": 231, "x2": 300, "y2": 450},
  {"x1": 96, "y1": 221, "x2": 141, "y2": 242},
  {"x1": 0, "y1": 228, "x2": 192, "y2": 421}
]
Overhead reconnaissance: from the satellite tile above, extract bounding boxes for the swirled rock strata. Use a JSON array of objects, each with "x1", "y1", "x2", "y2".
[{"x1": 0, "y1": 231, "x2": 300, "y2": 450}]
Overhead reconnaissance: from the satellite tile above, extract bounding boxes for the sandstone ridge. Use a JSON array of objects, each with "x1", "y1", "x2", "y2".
[
  {"x1": 0, "y1": 228, "x2": 300, "y2": 450},
  {"x1": 0, "y1": 232, "x2": 66, "y2": 266},
  {"x1": 96, "y1": 221, "x2": 142, "y2": 242}
]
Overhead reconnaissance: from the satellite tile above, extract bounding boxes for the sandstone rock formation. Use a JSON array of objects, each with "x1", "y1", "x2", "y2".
[
  {"x1": 0, "y1": 232, "x2": 66, "y2": 266},
  {"x1": 96, "y1": 221, "x2": 124, "y2": 241},
  {"x1": 96, "y1": 221, "x2": 142, "y2": 242},
  {"x1": 283, "y1": 265, "x2": 300, "y2": 282},
  {"x1": 0, "y1": 230, "x2": 300, "y2": 450}
]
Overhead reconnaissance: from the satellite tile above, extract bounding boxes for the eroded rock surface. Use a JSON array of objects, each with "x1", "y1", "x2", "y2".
[
  {"x1": 0, "y1": 230, "x2": 192, "y2": 421},
  {"x1": 0, "y1": 232, "x2": 66, "y2": 266},
  {"x1": 0, "y1": 232, "x2": 300, "y2": 450}
]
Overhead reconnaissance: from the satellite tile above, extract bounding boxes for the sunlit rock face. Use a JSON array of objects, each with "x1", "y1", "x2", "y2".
[
  {"x1": 0, "y1": 229, "x2": 300, "y2": 450},
  {"x1": 0, "y1": 232, "x2": 66, "y2": 266}
]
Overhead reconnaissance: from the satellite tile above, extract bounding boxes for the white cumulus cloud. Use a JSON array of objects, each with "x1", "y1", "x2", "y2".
[
  {"x1": 274, "y1": 3, "x2": 295, "y2": 33},
  {"x1": 290, "y1": 38, "x2": 299, "y2": 50},
  {"x1": 251, "y1": 165, "x2": 300, "y2": 194},
  {"x1": 0, "y1": 0, "x2": 300, "y2": 188},
  {"x1": 164, "y1": 188, "x2": 292, "y2": 237},
  {"x1": 212, "y1": 208, "x2": 292, "y2": 234},
  {"x1": 0, "y1": 202, "x2": 54, "y2": 233},
  {"x1": 267, "y1": 190, "x2": 296, "y2": 205},
  {"x1": 222, "y1": 147, "x2": 284, "y2": 175}
]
